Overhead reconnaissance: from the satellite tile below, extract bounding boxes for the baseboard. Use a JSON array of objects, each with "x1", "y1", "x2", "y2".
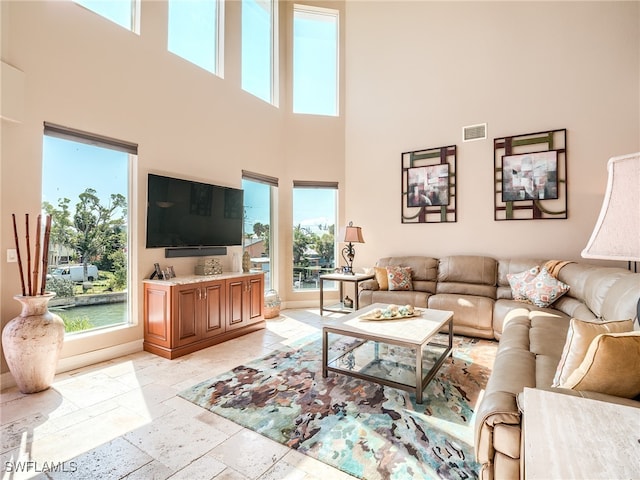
[{"x1": 1, "y1": 340, "x2": 143, "y2": 391}]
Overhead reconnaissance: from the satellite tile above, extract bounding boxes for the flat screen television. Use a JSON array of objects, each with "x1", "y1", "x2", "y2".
[{"x1": 146, "y1": 173, "x2": 243, "y2": 248}]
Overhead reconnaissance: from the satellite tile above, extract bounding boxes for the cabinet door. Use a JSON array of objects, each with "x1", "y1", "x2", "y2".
[
  {"x1": 246, "y1": 274, "x2": 264, "y2": 324},
  {"x1": 202, "y1": 280, "x2": 225, "y2": 338},
  {"x1": 174, "y1": 284, "x2": 200, "y2": 347},
  {"x1": 144, "y1": 284, "x2": 171, "y2": 348},
  {"x1": 226, "y1": 278, "x2": 246, "y2": 330}
]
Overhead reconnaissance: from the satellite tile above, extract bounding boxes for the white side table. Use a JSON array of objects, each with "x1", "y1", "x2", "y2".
[{"x1": 523, "y1": 387, "x2": 640, "y2": 479}]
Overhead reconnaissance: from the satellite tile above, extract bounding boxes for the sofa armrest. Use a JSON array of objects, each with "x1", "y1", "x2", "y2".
[
  {"x1": 475, "y1": 390, "x2": 521, "y2": 464},
  {"x1": 359, "y1": 279, "x2": 379, "y2": 291}
]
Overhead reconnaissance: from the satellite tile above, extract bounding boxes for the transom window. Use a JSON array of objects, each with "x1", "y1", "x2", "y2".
[
  {"x1": 241, "y1": 0, "x2": 277, "y2": 104},
  {"x1": 74, "y1": 0, "x2": 139, "y2": 33},
  {"x1": 168, "y1": 0, "x2": 223, "y2": 75},
  {"x1": 293, "y1": 4, "x2": 338, "y2": 116}
]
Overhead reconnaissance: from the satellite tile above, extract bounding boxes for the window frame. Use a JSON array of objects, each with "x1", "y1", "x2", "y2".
[
  {"x1": 242, "y1": 170, "x2": 279, "y2": 292},
  {"x1": 167, "y1": 0, "x2": 225, "y2": 76},
  {"x1": 241, "y1": 0, "x2": 279, "y2": 105},
  {"x1": 74, "y1": 0, "x2": 141, "y2": 34},
  {"x1": 42, "y1": 122, "x2": 137, "y2": 337},
  {"x1": 292, "y1": 4, "x2": 339, "y2": 116},
  {"x1": 292, "y1": 180, "x2": 338, "y2": 292}
]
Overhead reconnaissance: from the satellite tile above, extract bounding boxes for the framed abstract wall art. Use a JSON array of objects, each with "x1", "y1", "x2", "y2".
[
  {"x1": 402, "y1": 145, "x2": 456, "y2": 223},
  {"x1": 494, "y1": 129, "x2": 567, "y2": 221}
]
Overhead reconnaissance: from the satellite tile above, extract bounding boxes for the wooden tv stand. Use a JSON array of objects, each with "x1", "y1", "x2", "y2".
[{"x1": 143, "y1": 272, "x2": 265, "y2": 359}]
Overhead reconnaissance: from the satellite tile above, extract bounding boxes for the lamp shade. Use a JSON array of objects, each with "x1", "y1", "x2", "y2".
[
  {"x1": 581, "y1": 152, "x2": 640, "y2": 261},
  {"x1": 343, "y1": 222, "x2": 365, "y2": 243}
]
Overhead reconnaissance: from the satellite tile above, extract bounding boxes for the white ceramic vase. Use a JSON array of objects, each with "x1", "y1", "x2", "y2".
[{"x1": 2, "y1": 293, "x2": 65, "y2": 394}]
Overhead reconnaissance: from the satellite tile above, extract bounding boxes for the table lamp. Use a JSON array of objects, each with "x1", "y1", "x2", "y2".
[{"x1": 341, "y1": 221, "x2": 365, "y2": 274}]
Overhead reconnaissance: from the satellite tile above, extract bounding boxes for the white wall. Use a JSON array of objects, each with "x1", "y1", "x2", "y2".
[
  {"x1": 344, "y1": 1, "x2": 640, "y2": 270},
  {"x1": 0, "y1": 0, "x2": 345, "y2": 374}
]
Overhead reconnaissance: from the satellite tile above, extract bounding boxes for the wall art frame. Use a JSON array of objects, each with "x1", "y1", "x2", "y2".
[
  {"x1": 494, "y1": 129, "x2": 567, "y2": 221},
  {"x1": 402, "y1": 145, "x2": 456, "y2": 223}
]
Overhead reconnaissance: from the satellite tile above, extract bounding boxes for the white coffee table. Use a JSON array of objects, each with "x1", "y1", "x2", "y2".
[{"x1": 321, "y1": 303, "x2": 454, "y2": 403}]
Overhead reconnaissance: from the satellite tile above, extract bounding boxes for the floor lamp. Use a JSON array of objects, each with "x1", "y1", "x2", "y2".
[{"x1": 581, "y1": 152, "x2": 640, "y2": 322}]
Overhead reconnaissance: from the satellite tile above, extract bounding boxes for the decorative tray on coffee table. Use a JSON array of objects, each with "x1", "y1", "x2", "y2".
[{"x1": 359, "y1": 307, "x2": 423, "y2": 321}]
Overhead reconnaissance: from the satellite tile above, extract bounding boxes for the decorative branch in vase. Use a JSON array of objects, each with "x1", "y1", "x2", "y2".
[{"x1": 2, "y1": 213, "x2": 65, "y2": 394}]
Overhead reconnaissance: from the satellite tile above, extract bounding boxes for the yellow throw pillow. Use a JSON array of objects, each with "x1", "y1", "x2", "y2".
[
  {"x1": 561, "y1": 332, "x2": 640, "y2": 399},
  {"x1": 374, "y1": 266, "x2": 388, "y2": 291},
  {"x1": 552, "y1": 318, "x2": 633, "y2": 387}
]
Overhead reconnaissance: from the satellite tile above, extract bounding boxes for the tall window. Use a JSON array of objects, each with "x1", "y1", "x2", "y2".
[
  {"x1": 292, "y1": 181, "x2": 337, "y2": 291},
  {"x1": 168, "y1": 0, "x2": 223, "y2": 75},
  {"x1": 293, "y1": 5, "x2": 338, "y2": 116},
  {"x1": 42, "y1": 124, "x2": 135, "y2": 335},
  {"x1": 242, "y1": 171, "x2": 278, "y2": 291},
  {"x1": 74, "y1": 0, "x2": 139, "y2": 33},
  {"x1": 241, "y1": 0, "x2": 276, "y2": 104}
]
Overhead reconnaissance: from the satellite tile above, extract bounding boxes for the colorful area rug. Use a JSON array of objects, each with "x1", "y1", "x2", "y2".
[{"x1": 179, "y1": 334, "x2": 497, "y2": 480}]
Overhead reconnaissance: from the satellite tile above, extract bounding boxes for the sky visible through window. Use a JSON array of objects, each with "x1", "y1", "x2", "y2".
[
  {"x1": 168, "y1": 0, "x2": 219, "y2": 73},
  {"x1": 75, "y1": 0, "x2": 133, "y2": 30},
  {"x1": 242, "y1": 0, "x2": 273, "y2": 103},
  {"x1": 293, "y1": 7, "x2": 338, "y2": 116},
  {"x1": 42, "y1": 137, "x2": 128, "y2": 210}
]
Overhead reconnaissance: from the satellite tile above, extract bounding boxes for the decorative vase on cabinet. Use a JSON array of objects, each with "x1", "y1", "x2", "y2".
[{"x1": 2, "y1": 293, "x2": 65, "y2": 394}]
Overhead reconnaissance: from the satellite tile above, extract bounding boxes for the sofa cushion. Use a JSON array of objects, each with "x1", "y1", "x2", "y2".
[
  {"x1": 438, "y1": 255, "x2": 497, "y2": 286},
  {"x1": 387, "y1": 265, "x2": 412, "y2": 291},
  {"x1": 552, "y1": 318, "x2": 634, "y2": 387},
  {"x1": 507, "y1": 266, "x2": 540, "y2": 301},
  {"x1": 375, "y1": 256, "x2": 438, "y2": 294},
  {"x1": 523, "y1": 267, "x2": 570, "y2": 308},
  {"x1": 561, "y1": 332, "x2": 640, "y2": 398},
  {"x1": 374, "y1": 267, "x2": 388, "y2": 290}
]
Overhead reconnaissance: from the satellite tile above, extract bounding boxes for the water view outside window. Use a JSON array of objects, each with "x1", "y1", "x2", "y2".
[
  {"x1": 168, "y1": 0, "x2": 221, "y2": 74},
  {"x1": 42, "y1": 135, "x2": 130, "y2": 334},
  {"x1": 293, "y1": 5, "x2": 338, "y2": 116},
  {"x1": 74, "y1": 0, "x2": 138, "y2": 32},
  {"x1": 242, "y1": 0, "x2": 275, "y2": 103},
  {"x1": 242, "y1": 178, "x2": 275, "y2": 290},
  {"x1": 293, "y1": 186, "x2": 336, "y2": 291}
]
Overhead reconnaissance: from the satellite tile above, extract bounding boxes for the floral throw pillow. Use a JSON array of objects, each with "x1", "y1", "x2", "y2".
[
  {"x1": 506, "y1": 266, "x2": 540, "y2": 301},
  {"x1": 524, "y1": 267, "x2": 570, "y2": 308},
  {"x1": 386, "y1": 266, "x2": 413, "y2": 291}
]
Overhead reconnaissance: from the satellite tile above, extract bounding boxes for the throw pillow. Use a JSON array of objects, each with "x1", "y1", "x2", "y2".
[
  {"x1": 374, "y1": 267, "x2": 389, "y2": 290},
  {"x1": 386, "y1": 266, "x2": 413, "y2": 291},
  {"x1": 523, "y1": 267, "x2": 570, "y2": 308},
  {"x1": 561, "y1": 332, "x2": 640, "y2": 399},
  {"x1": 552, "y1": 318, "x2": 634, "y2": 387},
  {"x1": 506, "y1": 266, "x2": 540, "y2": 301}
]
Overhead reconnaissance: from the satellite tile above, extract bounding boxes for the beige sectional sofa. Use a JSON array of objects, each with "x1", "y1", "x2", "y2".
[{"x1": 358, "y1": 255, "x2": 640, "y2": 480}]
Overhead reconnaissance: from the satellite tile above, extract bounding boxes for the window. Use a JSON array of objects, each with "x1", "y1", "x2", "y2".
[
  {"x1": 293, "y1": 5, "x2": 338, "y2": 116},
  {"x1": 168, "y1": 0, "x2": 223, "y2": 75},
  {"x1": 292, "y1": 181, "x2": 337, "y2": 291},
  {"x1": 75, "y1": 0, "x2": 139, "y2": 33},
  {"x1": 42, "y1": 123, "x2": 136, "y2": 335},
  {"x1": 241, "y1": 0, "x2": 276, "y2": 104},
  {"x1": 242, "y1": 171, "x2": 278, "y2": 291}
]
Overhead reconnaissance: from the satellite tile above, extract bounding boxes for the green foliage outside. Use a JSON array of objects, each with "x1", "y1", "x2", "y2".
[
  {"x1": 42, "y1": 188, "x2": 127, "y2": 292},
  {"x1": 61, "y1": 315, "x2": 94, "y2": 333},
  {"x1": 293, "y1": 224, "x2": 335, "y2": 268},
  {"x1": 45, "y1": 277, "x2": 74, "y2": 298}
]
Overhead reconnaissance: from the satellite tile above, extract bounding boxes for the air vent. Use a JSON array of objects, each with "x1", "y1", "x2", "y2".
[{"x1": 462, "y1": 123, "x2": 487, "y2": 142}]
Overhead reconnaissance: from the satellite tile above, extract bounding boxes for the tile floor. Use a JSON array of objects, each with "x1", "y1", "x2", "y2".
[{"x1": 1, "y1": 309, "x2": 358, "y2": 480}]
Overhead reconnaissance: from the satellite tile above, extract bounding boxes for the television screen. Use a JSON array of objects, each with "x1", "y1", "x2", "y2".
[{"x1": 146, "y1": 173, "x2": 243, "y2": 248}]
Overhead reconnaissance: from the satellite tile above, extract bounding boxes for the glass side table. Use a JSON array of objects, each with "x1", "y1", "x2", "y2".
[{"x1": 319, "y1": 272, "x2": 374, "y2": 316}]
